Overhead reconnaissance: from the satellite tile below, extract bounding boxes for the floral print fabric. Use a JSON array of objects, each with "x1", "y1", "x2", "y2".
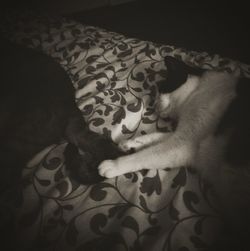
[{"x1": 1, "y1": 12, "x2": 250, "y2": 251}]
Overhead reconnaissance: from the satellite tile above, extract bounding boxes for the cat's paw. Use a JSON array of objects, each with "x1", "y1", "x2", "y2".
[
  {"x1": 64, "y1": 144, "x2": 104, "y2": 184},
  {"x1": 98, "y1": 160, "x2": 118, "y2": 178},
  {"x1": 119, "y1": 139, "x2": 143, "y2": 152},
  {"x1": 156, "y1": 93, "x2": 176, "y2": 118}
]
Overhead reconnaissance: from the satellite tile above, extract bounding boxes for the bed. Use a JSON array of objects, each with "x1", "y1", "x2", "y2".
[{"x1": 1, "y1": 11, "x2": 250, "y2": 251}]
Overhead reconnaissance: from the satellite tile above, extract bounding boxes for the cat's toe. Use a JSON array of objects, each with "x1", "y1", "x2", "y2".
[
  {"x1": 98, "y1": 160, "x2": 118, "y2": 178},
  {"x1": 119, "y1": 140, "x2": 132, "y2": 152}
]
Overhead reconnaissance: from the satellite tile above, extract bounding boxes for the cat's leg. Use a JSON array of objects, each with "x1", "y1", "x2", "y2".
[
  {"x1": 65, "y1": 109, "x2": 122, "y2": 160},
  {"x1": 99, "y1": 134, "x2": 197, "y2": 178},
  {"x1": 119, "y1": 132, "x2": 168, "y2": 152},
  {"x1": 64, "y1": 107, "x2": 124, "y2": 184}
]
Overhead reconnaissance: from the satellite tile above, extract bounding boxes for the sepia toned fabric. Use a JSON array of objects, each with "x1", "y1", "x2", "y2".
[{"x1": 1, "y1": 12, "x2": 250, "y2": 251}]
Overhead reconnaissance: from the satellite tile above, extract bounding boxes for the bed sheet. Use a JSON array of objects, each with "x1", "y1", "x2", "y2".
[{"x1": 1, "y1": 12, "x2": 250, "y2": 251}]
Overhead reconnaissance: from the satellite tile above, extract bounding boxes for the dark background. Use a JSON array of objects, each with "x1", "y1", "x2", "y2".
[
  {"x1": 2, "y1": 0, "x2": 250, "y2": 64},
  {"x1": 70, "y1": 0, "x2": 250, "y2": 64}
]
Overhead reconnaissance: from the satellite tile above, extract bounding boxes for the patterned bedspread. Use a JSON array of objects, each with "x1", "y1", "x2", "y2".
[{"x1": 1, "y1": 12, "x2": 250, "y2": 251}]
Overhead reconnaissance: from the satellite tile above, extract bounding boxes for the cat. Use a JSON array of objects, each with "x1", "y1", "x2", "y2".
[
  {"x1": 98, "y1": 56, "x2": 250, "y2": 250},
  {"x1": 98, "y1": 57, "x2": 243, "y2": 178},
  {"x1": 0, "y1": 39, "x2": 124, "y2": 195}
]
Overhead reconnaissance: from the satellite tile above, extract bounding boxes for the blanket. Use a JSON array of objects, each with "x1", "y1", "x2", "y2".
[{"x1": 1, "y1": 11, "x2": 250, "y2": 251}]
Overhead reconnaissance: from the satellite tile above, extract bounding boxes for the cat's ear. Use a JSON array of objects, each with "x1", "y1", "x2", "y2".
[
  {"x1": 164, "y1": 56, "x2": 205, "y2": 77},
  {"x1": 158, "y1": 56, "x2": 189, "y2": 93},
  {"x1": 158, "y1": 56, "x2": 205, "y2": 94}
]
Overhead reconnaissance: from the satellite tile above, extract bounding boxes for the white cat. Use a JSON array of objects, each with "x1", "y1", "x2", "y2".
[{"x1": 98, "y1": 71, "x2": 238, "y2": 178}]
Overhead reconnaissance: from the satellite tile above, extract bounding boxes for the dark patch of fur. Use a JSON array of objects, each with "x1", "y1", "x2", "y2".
[
  {"x1": 0, "y1": 39, "x2": 123, "y2": 194},
  {"x1": 157, "y1": 56, "x2": 204, "y2": 93}
]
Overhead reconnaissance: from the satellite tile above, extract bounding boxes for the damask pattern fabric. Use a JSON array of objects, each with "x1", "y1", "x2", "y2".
[{"x1": 1, "y1": 13, "x2": 250, "y2": 251}]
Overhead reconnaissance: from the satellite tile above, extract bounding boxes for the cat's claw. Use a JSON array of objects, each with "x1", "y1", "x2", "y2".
[{"x1": 98, "y1": 160, "x2": 118, "y2": 178}]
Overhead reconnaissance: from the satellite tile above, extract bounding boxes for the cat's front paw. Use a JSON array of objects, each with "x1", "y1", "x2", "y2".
[
  {"x1": 64, "y1": 144, "x2": 104, "y2": 184},
  {"x1": 118, "y1": 139, "x2": 143, "y2": 152},
  {"x1": 98, "y1": 160, "x2": 118, "y2": 178},
  {"x1": 155, "y1": 93, "x2": 175, "y2": 118}
]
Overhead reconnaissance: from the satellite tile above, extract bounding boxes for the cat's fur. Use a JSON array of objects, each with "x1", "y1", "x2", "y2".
[
  {"x1": 98, "y1": 58, "x2": 241, "y2": 177},
  {"x1": 99, "y1": 56, "x2": 250, "y2": 250},
  {"x1": 0, "y1": 39, "x2": 123, "y2": 194}
]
